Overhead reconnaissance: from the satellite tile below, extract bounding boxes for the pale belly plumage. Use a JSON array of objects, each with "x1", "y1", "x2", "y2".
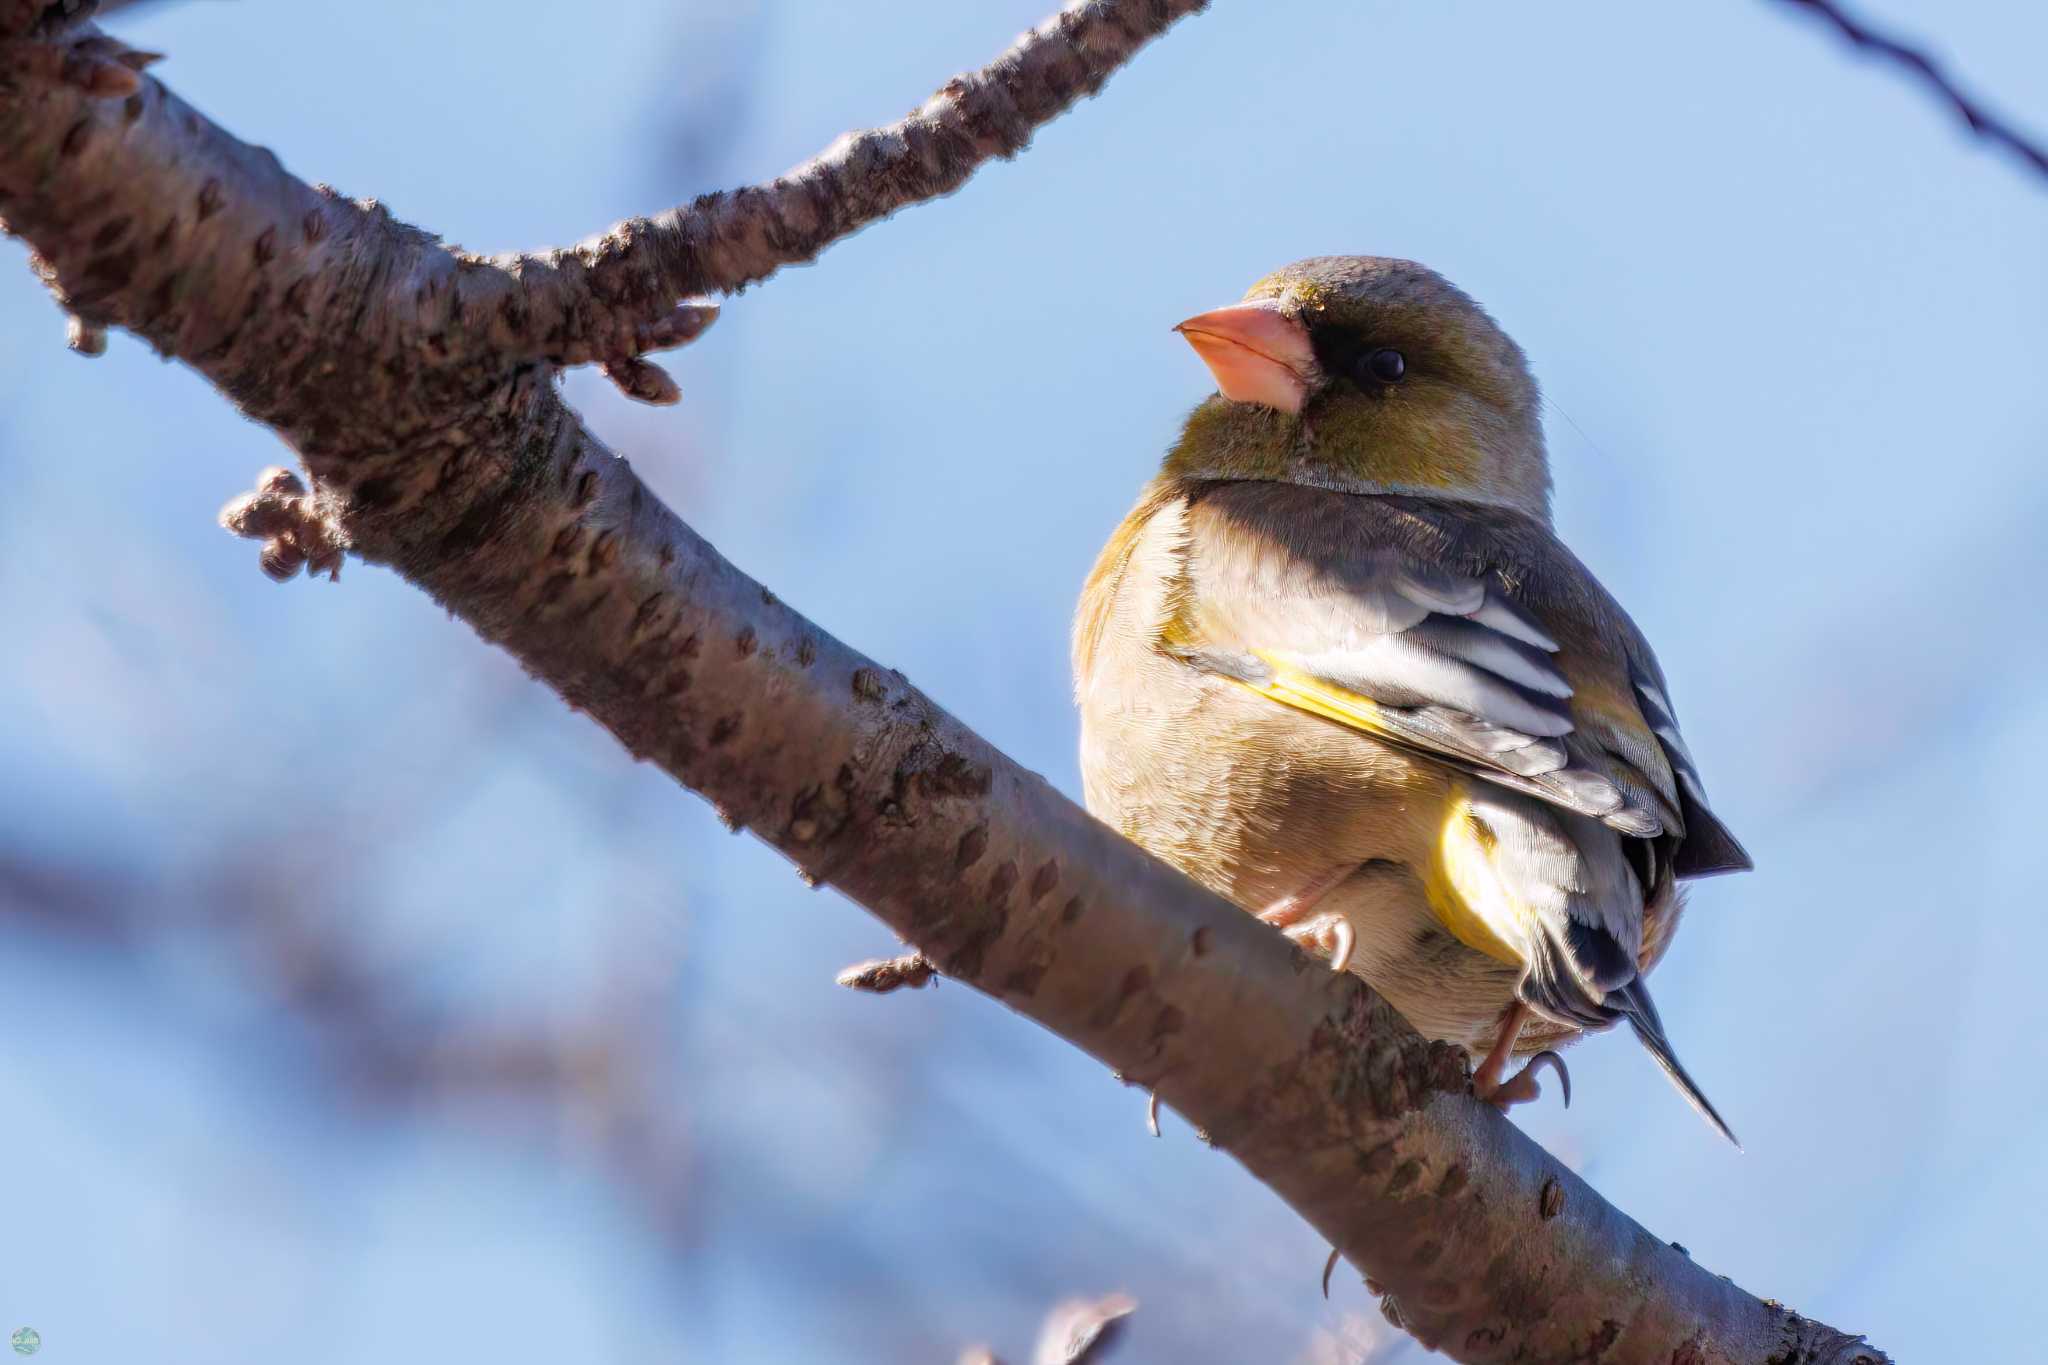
[{"x1": 1078, "y1": 637, "x2": 1539, "y2": 1058}]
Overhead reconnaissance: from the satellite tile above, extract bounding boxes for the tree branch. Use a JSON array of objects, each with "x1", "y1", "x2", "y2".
[
  {"x1": 453, "y1": 0, "x2": 1211, "y2": 396},
  {"x1": 1768, "y1": 0, "x2": 2048, "y2": 185},
  {"x1": 0, "y1": 6, "x2": 1886, "y2": 1362}
]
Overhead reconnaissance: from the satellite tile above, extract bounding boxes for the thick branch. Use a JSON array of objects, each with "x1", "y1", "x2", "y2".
[{"x1": 0, "y1": 13, "x2": 1886, "y2": 1365}]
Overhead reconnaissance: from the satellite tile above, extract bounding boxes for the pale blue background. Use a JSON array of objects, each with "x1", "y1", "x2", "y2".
[{"x1": 1, "y1": 1, "x2": 2042, "y2": 1360}]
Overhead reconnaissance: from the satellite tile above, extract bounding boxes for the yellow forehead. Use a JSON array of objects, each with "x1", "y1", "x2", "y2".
[{"x1": 1244, "y1": 273, "x2": 1329, "y2": 315}]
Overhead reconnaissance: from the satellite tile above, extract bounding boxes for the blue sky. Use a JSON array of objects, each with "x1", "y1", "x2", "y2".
[{"x1": 1, "y1": 1, "x2": 2042, "y2": 1360}]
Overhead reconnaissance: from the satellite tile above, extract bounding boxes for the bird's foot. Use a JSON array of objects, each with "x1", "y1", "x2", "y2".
[
  {"x1": 1476, "y1": 1051, "x2": 1571, "y2": 1111},
  {"x1": 1257, "y1": 905, "x2": 1358, "y2": 974},
  {"x1": 1256, "y1": 869, "x2": 1360, "y2": 973},
  {"x1": 1470, "y1": 1003, "x2": 1572, "y2": 1111}
]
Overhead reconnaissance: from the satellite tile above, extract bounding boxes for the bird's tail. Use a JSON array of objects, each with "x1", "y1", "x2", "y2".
[{"x1": 1609, "y1": 978, "x2": 1741, "y2": 1149}]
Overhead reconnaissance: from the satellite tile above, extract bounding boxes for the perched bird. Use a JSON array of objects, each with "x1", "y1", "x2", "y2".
[{"x1": 1074, "y1": 257, "x2": 1750, "y2": 1141}]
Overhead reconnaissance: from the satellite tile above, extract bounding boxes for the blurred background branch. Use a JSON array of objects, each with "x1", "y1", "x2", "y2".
[
  {"x1": 1769, "y1": 0, "x2": 2048, "y2": 182},
  {"x1": 958, "y1": 1291, "x2": 1135, "y2": 1365},
  {"x1": 0, "y1": 831, "x2": 703, "y2": 1237}
]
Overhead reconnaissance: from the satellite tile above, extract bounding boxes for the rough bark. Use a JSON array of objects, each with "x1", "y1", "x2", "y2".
[{"x1": 0, "y1": 5, "x2": 1887, "y2": 1362}]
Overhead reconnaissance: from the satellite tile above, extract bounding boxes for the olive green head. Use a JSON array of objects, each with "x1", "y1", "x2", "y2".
[{"x1": 1167, "y1": 256, "x2": 1550, "y2": 520}]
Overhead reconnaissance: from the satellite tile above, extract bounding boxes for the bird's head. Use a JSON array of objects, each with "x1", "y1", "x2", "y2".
[{"x1": 1167, "y1": 256, "x2": 1550, "y2": 520}]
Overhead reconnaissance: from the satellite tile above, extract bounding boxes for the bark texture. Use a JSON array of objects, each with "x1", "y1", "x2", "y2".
[{"x1": 0, "y1": 5, "x2": 1887, "y2": 1362}]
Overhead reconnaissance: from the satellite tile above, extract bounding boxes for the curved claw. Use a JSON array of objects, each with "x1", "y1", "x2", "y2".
[
  {"x1": 1326, "y1": 919, "x2": 1356, "y2": 974},
  {"x1": 1527, "y1": 1050, "x2": 1571, "y2": 1109},
  {"x1": 1483, "y1": 1045, "x2": 1572, "y2": 1113},
  {"x1": 1322, "y1": 1245, "x2": 1341, "y2": 1300}
]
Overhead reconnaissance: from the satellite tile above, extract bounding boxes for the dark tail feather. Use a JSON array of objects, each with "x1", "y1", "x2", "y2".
[{"x1": 1611, "y1": 979, "x2": 1741, "y2": 1149}]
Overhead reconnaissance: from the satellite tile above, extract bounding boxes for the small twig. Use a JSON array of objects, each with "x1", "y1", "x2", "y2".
[
  {"x1": 1031, "y1": 1294, "x2": 1135, "y2": 1365},
  {"x1": 218, "y1": 466, "x2": 346, "y2": 582},
  {"x1": 65, "y1": 311, "x2": 105, "y2": 355},
  {"x1": 1770, "y1": 0, "x2": 2048, "y2": 184},
  {"x1": 599, "y1": 355, "x2": 682, "y2": 406},
  {"x1": 587, "y1": 301, "x2": 718, "y2": 406},
  {"x1": 462, "y1": 0, "x2": 1208, "y2": 370},
  {"x1": 0, "y1": 25, "x2": 155, "y2": 95},
  {"x1": 834, "y1": 952, "x2": 937, "y2": 994}
]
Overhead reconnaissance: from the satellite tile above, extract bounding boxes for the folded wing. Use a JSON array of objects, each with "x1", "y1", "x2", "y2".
[{"x1": 1165, "y1": 489, "x2": 1707, "y2": 852}]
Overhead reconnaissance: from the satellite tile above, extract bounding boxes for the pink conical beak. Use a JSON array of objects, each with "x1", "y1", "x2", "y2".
[{"x1": 1174, "y1": 299, "x2": 1317, "y2": 414}]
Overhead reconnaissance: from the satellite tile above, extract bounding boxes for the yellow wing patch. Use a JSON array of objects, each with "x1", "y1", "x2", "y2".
[
  {"x1": 1238, "y1": 649, "x2": 1391, "y2": 736},
  {"x1": 1231, "y1": 653, "x2": 1530, "y2": 967},
  {"x1": 1427, "y1": 795, "x2": 1528, "y2": 967}
]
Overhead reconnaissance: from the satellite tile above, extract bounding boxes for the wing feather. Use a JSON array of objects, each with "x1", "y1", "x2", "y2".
[
  {"x1": 1163, "y1": 481, "x2": 1748, "y2": 876},
  {"x1": 1173, "y1": 492, "x2": 1667, "y2": 839}
]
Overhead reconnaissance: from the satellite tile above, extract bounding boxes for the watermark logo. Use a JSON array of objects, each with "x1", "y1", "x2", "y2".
[{"x1": 9, "y1": 1328, "x2": 37, "y2": 1356}]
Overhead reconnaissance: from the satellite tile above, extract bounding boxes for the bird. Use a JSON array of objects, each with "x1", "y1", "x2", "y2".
[{"x1": 1073, "y1": 256, "x2": 1750, "y2": 1143}]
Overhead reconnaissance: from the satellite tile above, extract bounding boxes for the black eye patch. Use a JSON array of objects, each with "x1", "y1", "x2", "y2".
[{"x1": 1307, "y1": 324, "x2": 1410, "y2": 392}]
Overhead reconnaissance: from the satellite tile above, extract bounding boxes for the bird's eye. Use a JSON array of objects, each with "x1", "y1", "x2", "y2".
[{"x1": 1362, "y1": 348, "x2": 1406, "y2": 383}]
